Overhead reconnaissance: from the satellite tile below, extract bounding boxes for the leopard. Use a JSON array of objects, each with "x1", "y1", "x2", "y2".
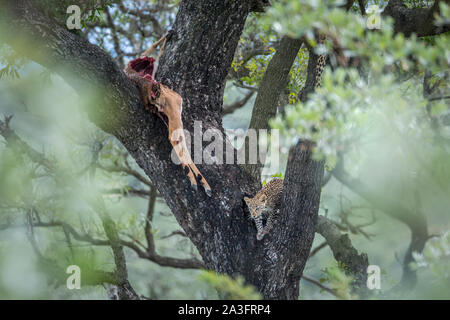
[{"x1": 244, "y1": 178, "x2": 283, "y2": 240}]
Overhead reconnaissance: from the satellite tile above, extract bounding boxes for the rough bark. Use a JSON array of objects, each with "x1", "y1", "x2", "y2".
[
  {"x1": 1, "y1": 0, "x2": 323, "y2": 299},
  {"x1": 248, "y1": 36, "x2": 303, "y2": 132},
  {"x1": 264, "y1": 141, "x2": 324, "y2": 299}
]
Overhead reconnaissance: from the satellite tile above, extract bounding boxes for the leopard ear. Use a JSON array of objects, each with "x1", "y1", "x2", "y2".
[
  {"x1": 260, "y1": 194, "x2": 267, "y2": 203},
  {"x1": 244, "y1": 197, "x2": 250, "y2": 204}
]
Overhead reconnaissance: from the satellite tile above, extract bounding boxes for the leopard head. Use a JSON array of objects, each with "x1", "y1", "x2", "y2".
[{"x1": 244, "y1": 194, "x2": 267, "y2": 219}]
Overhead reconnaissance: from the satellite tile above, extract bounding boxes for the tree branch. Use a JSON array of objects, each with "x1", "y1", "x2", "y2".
[
  {"x1": 0, "y1": 115, "x2": 205, "y2": 271},
  {"x1": 22, "y1": 209, "x2": 124, "y2": 291},
  {"x1": 98, "y1": 164, "x2": 153, "y2": 187},
  {"x1": 298, "y1": 42, "x2": 323, "y2": 103},
  {"x1": 96, "y1": 207, "x2": 140, "y2": 300},
  {"x1": 248, "y1": 36, "x2": 302, "y2": 131},
  {"x1": 222, "y1": 91, "x2": 254, "y2": 115},
  {"x1": 316, "y1": 215, "x2": 369, "y2": 297},
  {"x1": 302, "y1": 275, "x2": 339, "y2": 297},
  {"x1": 245, "y1": 36, "x2": 303, "y2": 180}
]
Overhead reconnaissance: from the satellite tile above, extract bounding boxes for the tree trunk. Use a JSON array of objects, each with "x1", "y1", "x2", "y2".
[{"x1": 1, "y1": 0, "x2": 324, "y2": 299}]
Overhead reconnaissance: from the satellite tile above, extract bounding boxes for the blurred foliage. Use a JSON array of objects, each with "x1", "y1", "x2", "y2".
[
  {"x1": 0, "y1": 46, "x2": 24, "y2": 80},
  {"x1": 37, "y1": 0, "x2": 117, "y2": 28},
  {"x1": 412, "y1": 232, "x2": 450, "y2": 285},
  {"x1": 320, "y1": 262, "x2": 355, "y2": 300},
  {"x1": 198, "y1": 271, "x2": 261, "y2": 300},
  {"x1": 265, "y1": 0, "x2": 449, "y2": 299},
  {"x1": 230, "y1": 14, "x2": 309, "y2": 105},
  {"x1": 270, "y1": 2, "x2": 449, "y2": 171}
]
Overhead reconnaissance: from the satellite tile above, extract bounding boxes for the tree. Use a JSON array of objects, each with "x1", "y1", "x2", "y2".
[{"x1": 0, "y1": 0, "x2": 448, "y2": 299}]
